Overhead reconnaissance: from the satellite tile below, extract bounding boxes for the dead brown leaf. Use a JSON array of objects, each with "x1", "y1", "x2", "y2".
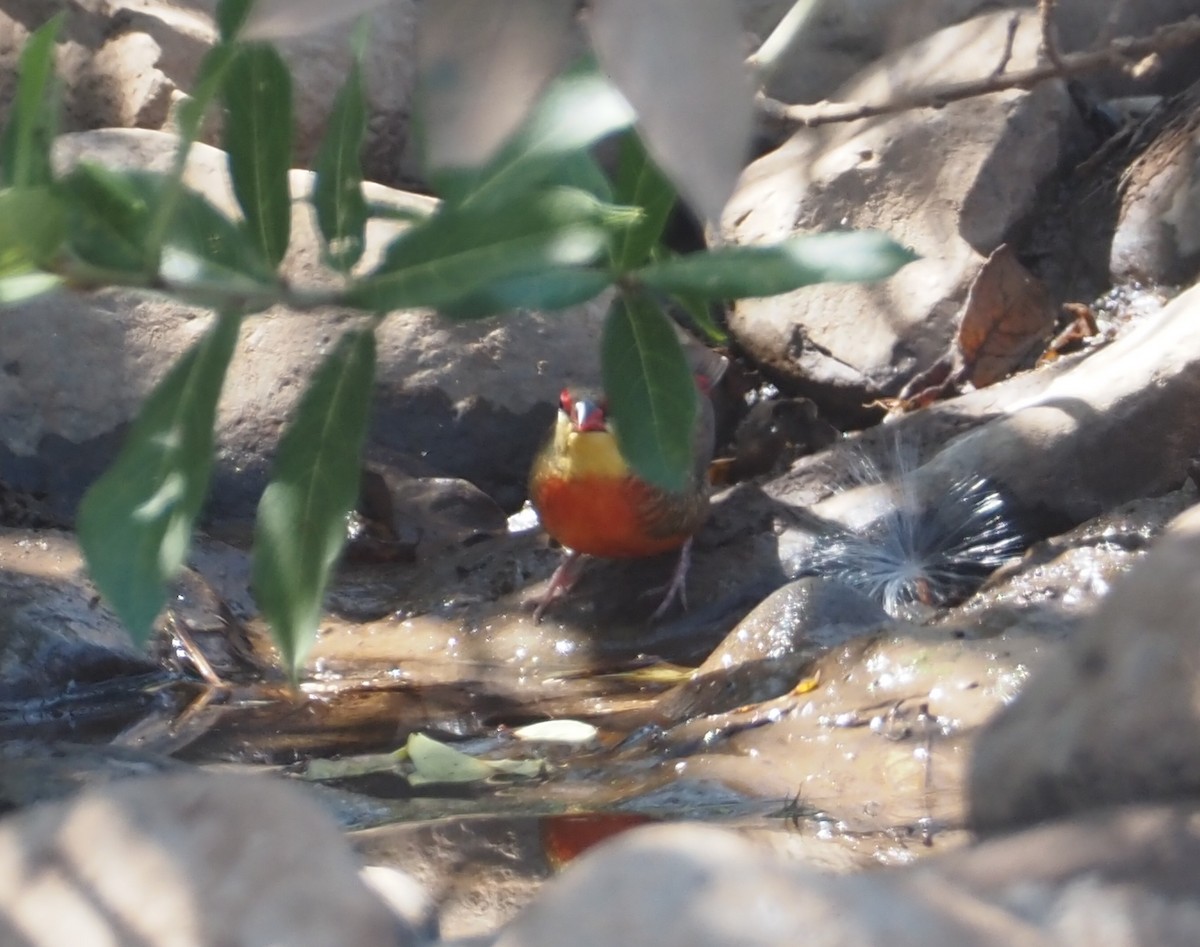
[
  {"x1": 888, "y1": 245, "x2": 1057, "y2": 416},
  {"x1": 957, "y1": 244, "x2": 1057, "y2": 387},
  {"x1": 1038, "y1": 302, "x2": 1100, "y2": 364}
]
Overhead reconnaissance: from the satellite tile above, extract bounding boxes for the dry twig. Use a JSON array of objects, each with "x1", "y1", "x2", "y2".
[
  {"x1": 990, "y1": 14, "x2": 1021, "y2": 78},
  {"x1": 1038, "y1": 0, "x2": 1064, "y2": 70},
  {"x1": 758, "y1": 15, "x2": 1200, "y2": 129}
]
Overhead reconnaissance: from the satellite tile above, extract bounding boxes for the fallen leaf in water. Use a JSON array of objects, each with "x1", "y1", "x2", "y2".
[
  {"x1": 600, "y1": 662, "x2": 695, "y2": 685},
  {"x1": 405, "y1": 732, "x2": 495, "y2": 784},
  {"x1": 406, "y1": 732, "x2": 544, "y2": 785},
  {"x1": 300, "y1": 750, "x2": 404, "y2": 781},
  {"x1": 791, "y1": 670, "x2": 821, "y2": 696},
  {"x1": 298, "y1": 733, "x2": 545, "y2": 785}
]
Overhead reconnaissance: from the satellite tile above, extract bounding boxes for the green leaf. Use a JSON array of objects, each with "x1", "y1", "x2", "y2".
[
  {"x1": 610, "y1": 132, "x2": 676, "y2": 272},
  {"x1": 0, "y1": 186, "x2": 68, "y2": 304},
  {"x1": 313, "y1": 56, "x2": 368, "y2": 271},
  {"x1": 0, "y1": 186, "x2": 65, "y2": 267},
  {"x1": 602, "y1": 291, "x2": 696, "y2": 493},
  {"x1": 160, "y1": 186, "x2": 281, "y2": 308},
  {"x1": 224, "y1": 44, "x2": 293, "y2": 267},
  {"x1": 541, "y1": 152, "x2": 615, "y2": 203},
  {"x1": 59, "y1": 163, "x2": 160, "y2": 278},
  {"x1": 253, "y1": 328, "x2": 377, "y2": 677},
  {"x1": 59, "y1": 165, "x2": 277, "y2": 301},
  {"x1": 440, "y1": 268, "x2": 610, "y2": 320},
  {"x1": 78, "y1": 312, "x2": 242, "y2": 645},
  {"x1": 438, "y1": 153, "x2": 615, "y2": 206},
  {"x1": 635, "y1": 231, "x2": 919, "y2": 299},
  {"x1": 670, "y1": 291, "x2": 726, "y2": 344},
  {"x1": 0, "y1": 14, "x2": 63, "y2": 188},
  {"x1": 344, "y1": 187, "x2": 619, "y2": 312},
  {"x1": 441, "y1": 60, "x2": 635, "y2": 207},
  {"x1": 216, "y1": 0, "x2": 256, "y2": 41},
  {"x1": 405, "y1": 732, "x2": 495, "y2": 784}
]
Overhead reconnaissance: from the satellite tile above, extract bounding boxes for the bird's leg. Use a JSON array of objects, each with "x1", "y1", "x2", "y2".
[
  {"x1": 532, "y1": 549, "x2": 587, "y2": 624},
  {"x1": 648, "y1": 537, "x2": 693, "y2": 621}
]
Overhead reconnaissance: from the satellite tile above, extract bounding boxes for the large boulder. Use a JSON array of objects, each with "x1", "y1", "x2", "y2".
[
  {"x1": 0, "y1": 771, "x2": 415, "y2": 946},
  {"x1": 494, "y1": 812, "x2": 1200, "y2": 947},
  {"x1": 969, "y1": 500, "x2": 1200, "y2": 832},
  {"x1": 723, "y1": 10, "x2": 1077, "y2": 421},
  {"x1": 0, "y1": 129, "x2": 607, "y2": 519}
]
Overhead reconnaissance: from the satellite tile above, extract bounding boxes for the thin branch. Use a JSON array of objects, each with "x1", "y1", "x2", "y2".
[
  {"x1": 990, "y1": 14, "x2": 1020, "y2": 78},
  {"x1": 1038, "y1": 0, "x2": 1064, "y2": 71},
  {"x1": 758, "y1": 14, "x2": 1200, "y2": 130}
]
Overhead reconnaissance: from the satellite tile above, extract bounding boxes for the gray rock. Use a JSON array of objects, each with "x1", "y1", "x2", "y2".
[
  {"x1": 745, "y1": 0, "x2": 1200, "y2": 108},
  {"x1": 361, "y1": 865, "x2": 441, "y2": 946},
  {"x1": 724, "y1": 10, "x2": 1076, "y2": 419},
  {"x1": 0, "y1": 528, "x2": 157, "y2": 700},
  {"x1": 744, "y1": 0, "x2": 1027, "y2": 105},
  {"x1": 494, "y1": 821, "x2": 1038, "y2": 947},
  {"x1": 0, "y1": 771, "x2": 415, "y2": 946},
  {"x1": 0, "y1": 523, "x2": 269, "y2": 701},
  {"x1": 940, "y1": 486, "x2": 1197, "y2": 633},
  {"x1": 0, "y1": 740, "x2": 190, "y2": 810},
  {"x1": 85, "y1": 29, "x2": 175, "y2": 129},
  {"x1": 383, "y1": 473, "x2": 510, "y2": 561},
  {"x1": 1110, "y1": 80, "x2": 1200, "y2": 286},
  {"x1": 1, "y1": 0, "x2": 421, "y2": 186},
  {"x1": 775, "y1": 280, "x2": 1200, "y2": 548},
  {"x1": 702, "y1": 576, "x2": 888, "y2": 666},
  {"x1": 969, "y1": 500, "x2": 1200, "y2": 832},
  {"x1": 927, "y1": 803, "x2": 1200, "y2": 945},
  {"x1": 496, "y1": 809, "x2": 1200, "y2": 947},
  {"x1": 675, "y1": 617, "x2": 1047, "y2": 846},
  {"x1": 355, "y1": 815, "x2": 552, "y2": 942},
  {"x1": 0, "y1": 129, "x2": 606, "y2": 519},
  {"x1": 655, "y1": 577, "x2": 887, "y2": 719},
  {"x1": 914, "y1": 280, "x2": 1200, "y2": 527}
]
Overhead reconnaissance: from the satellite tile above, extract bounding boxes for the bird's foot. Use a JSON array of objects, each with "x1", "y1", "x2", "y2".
[
  {"x1": 532, "y1": 549, "x2": 586, "y2": 624},
  {"x1": 647, "y1": 538, "x2": 693, "y2": 621}
]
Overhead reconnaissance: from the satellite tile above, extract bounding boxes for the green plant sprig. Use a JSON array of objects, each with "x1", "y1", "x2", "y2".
[{"x1": 0, "y1": 2, "x2": 916, "y2": 677}]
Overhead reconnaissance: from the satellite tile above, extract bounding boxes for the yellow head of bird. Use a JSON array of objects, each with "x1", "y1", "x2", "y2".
[{"x1": 546, "y1": 388, "x2": 631, "y2": 481}]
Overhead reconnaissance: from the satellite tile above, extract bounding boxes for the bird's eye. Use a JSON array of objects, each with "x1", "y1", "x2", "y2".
[{"x1": 558, "y1": 389, "x2": 573, "y2": 414}]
